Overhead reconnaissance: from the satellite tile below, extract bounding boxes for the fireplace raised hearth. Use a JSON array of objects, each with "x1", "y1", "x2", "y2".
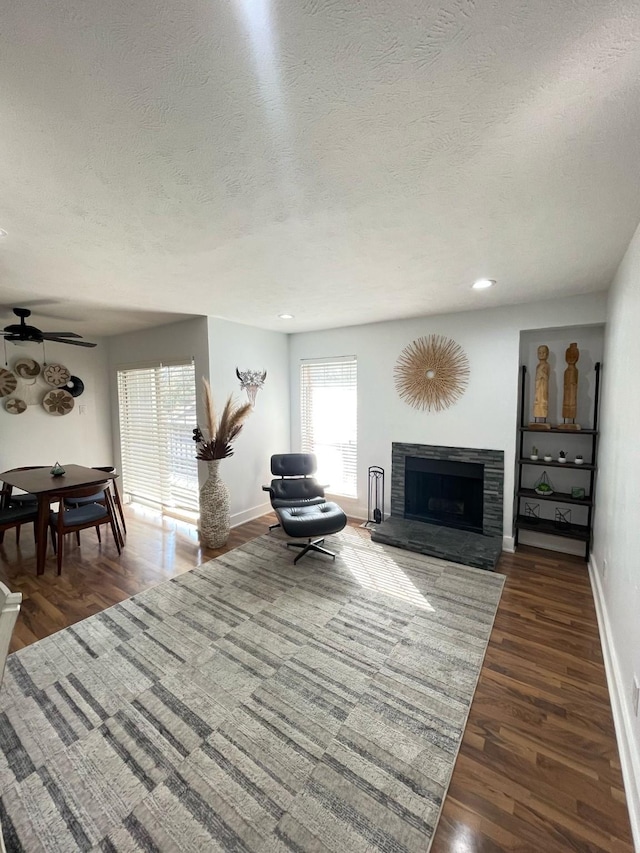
[{"x1": 371, "y1": 442, "x2": 504, "y2": 570}]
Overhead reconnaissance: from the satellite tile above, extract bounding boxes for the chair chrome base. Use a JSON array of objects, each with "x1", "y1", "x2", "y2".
[{"x1": 286, "y1": 537, "x2": 336, "y2": 565}]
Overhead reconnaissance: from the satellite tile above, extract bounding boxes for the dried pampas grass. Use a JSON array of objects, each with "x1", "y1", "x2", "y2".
[{"x1": 195, "y1": 378, "x2": 252, "y2": 460}]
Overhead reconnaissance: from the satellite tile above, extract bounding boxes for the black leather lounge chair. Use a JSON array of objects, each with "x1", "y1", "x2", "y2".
[{"x1": 263, "y1": 453, "x2": 347, "y2": 564}]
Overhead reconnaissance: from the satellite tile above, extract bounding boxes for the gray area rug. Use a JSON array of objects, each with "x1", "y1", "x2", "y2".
[{"x1": 0, "y1": 527, "x2": 505, "y2": 852}]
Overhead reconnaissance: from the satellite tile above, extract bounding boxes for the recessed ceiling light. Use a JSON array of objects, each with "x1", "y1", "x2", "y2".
[
  {"x1": 472, "y1": 278, "x2": 495, "y2": 290},
  {"x1": 278, "y1": 313, "x2": 294, "y2": 319},
  {"x1": 0, "y1": 229, "x2": 7, "y2": 238}
]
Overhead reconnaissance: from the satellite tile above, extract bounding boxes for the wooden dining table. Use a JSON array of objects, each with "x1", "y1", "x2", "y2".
[{"x1": 0, "y1": 465, "x2": 118, "y2": 575}]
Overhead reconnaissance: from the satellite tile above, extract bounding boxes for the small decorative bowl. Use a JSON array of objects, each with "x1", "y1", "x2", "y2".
[{"x1": 50, "y1": 462, "x2": 66, "y2": 477}]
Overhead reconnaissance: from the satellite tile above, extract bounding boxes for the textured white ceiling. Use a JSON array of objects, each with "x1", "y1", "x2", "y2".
[{"x1": 1, "y1": 0, "x2": 640, "y2": 335}]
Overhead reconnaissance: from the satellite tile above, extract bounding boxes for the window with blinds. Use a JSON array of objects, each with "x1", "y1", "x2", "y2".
[
  {"x1": 117, "y1": 361, "x2": 199, "y2": 513},
  {"x1": 300, "y1": 356, "x2": 357, "y2": 498}
]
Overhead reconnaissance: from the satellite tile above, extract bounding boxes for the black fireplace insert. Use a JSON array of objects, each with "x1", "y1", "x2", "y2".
[{"x1": 404, "y1": 456, "x2": 484, "y2": 534}]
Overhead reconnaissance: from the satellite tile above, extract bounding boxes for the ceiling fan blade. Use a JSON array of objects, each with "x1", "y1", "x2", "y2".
[
  {"x1": 41, "y1": 332, "x2": 82, "y2": 339},
  {"x1": 44, "y1": 336, "x2": 97, "y2": 348}
]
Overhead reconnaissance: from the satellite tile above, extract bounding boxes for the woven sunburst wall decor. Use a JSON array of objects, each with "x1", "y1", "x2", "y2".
[{"x1": 394, "y1": 335, "x2": 470, "y2": 412}]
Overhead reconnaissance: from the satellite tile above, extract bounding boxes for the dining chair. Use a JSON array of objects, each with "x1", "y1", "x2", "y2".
[
  {"x1": 0, "y1": 504, "x2": 38, "y2": 547},
  {"x1": 0, "y1": 466, "x2": 44, "y2": 545},
  {"x1": 49, "y1": 481, "x2": 121, "y2": 575},
  {"x1": 63, "y1": 466, "x2": 126, "y2": 545}
]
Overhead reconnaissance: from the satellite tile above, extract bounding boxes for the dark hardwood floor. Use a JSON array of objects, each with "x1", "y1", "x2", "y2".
[{"x1": 0, "y1": 507, "x2": 634, "y2": 852}]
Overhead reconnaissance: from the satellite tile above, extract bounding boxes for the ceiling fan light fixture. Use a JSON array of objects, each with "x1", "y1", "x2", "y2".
[{"x1": 1, "y1": 307, "x2": 97, "y2": 348}]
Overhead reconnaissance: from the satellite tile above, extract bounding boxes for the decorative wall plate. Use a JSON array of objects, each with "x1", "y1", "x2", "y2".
[
  {"x1": 42, "y1": 389, "x2": 75, "y2": 416},
  {"x1": 63, "y1": 375, "x2": 85, "y2": 397},
  {"x1": 43, "y1": 363, "x2": 71, "y2": 387},
  {"x1": 13, "y1": 357, "x2": 41, "y2": 379},
  {"x1": 394, "y1": 334, "x2": 470, "y2": 412},
  {"x1": 0, "y1": 368, "x2": 18, "y2": 398},
  {"x1": 5, "y1": 398, "x2": 26, "y2": 415}
]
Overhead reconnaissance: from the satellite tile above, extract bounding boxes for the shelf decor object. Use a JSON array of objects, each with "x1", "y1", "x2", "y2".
[
  {"x1": 559, "y1": 342, "x2": 581, "y2": 430},
  {"x1": 534, "y1": 471, "x2": 554, "y2": 496},
  {"x1": 528, "y1": 344, "x2": 552, "y2": 429},
  {"x1": 524, "y1": 502, "x2": 540, "y2": 522},
  {"x1": 515, "y1": 360, "x2": 601, "y2": 562},
  {"x1": 394, "y1": 334, "x2": 470, "y2": 412},
  {"x1": 555, "y1": 507, "x2": 572, "y2": 530}
]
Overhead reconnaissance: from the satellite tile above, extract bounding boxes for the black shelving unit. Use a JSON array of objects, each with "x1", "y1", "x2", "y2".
[{"x1": 514, "y1": 362, "x2": 601, "y2": 562}]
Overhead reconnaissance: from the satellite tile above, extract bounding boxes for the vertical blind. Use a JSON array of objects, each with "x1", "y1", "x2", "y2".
[
  {"x1": 117, "y1": 361, "x2": 199, "y2": 513},
  {"x1": 300, "y1": 356, "x2": 357, "y2": 498}
]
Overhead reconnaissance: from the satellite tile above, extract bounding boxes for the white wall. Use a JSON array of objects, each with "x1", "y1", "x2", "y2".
[
  {"x1": 0, "y1": 340, "x2": 112, "y2": 472},
  {"x1": 289, "y1": 293, "x2": 607, "y2": 541},
  {"x1": 106, "y1": 314, "x2": 289, "y2": 526},
  {"x1": 592, "y1": 223, "x2": 640, "y2": 847},
  {"x1": 106, "y1": 316, "x2": 210, "y2": 488},
  {"x1": 207, "y1": 317, "x2": 290, "y2": 526}
]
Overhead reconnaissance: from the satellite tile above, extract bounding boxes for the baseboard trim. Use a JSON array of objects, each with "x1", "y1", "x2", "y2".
[
  {"x1": 502, "y1": 535, "x2": 515, "y2": 553},
  {"x1": 588, "y1": 555, "x2": 640, "y2": 851},
  {"x1": 230, "y1": 502, "x2": 272, "y2": 528}
]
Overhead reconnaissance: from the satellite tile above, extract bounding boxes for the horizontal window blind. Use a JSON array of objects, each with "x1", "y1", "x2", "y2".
[
  {"x1": 300, "y1": 356, "x2": 357, "y2": 498},
  {"x1": 117, "y1": 361, "x2": 199, "y2": 513}
]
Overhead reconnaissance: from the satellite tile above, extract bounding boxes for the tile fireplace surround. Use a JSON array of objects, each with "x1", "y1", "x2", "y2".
[{"x1": 371, "y1": 442, "x2": 504, "y2": 570}]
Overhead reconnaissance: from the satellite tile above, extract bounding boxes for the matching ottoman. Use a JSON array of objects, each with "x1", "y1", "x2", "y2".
[{"x1": 275, "y1": 501, "x2": 347, "y2": 564}]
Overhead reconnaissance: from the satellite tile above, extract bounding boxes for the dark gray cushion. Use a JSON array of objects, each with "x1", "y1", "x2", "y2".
[
  {"x1": 51, "y1": 504, "x2": 109, "y2": 527},
  {"x1": 0, "y1": 505, "x2": 37, "y2": 525},
  {"x1": 9, "y1": 492, "x2": 37, "y2": 506},
  {"x1": 276, "y1": 502, "x2": 346, "y2": 539}
]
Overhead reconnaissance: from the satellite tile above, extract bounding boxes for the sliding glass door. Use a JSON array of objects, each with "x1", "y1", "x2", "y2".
[{"x1": 117, "y1": 361, "x2": 199, "y2": 513}]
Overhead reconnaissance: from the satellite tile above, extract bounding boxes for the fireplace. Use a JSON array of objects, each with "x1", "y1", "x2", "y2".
[
  {"x1": 372, "y1": 442, "x2": 504, "y2": 570},
  {"x1": 404, "y1": 456, "x2": 484, "y2": 534}
]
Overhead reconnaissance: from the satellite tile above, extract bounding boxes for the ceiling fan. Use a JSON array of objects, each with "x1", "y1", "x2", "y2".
[{"x1": 1, "y1": 308, "x2": 97, "y2": 348}]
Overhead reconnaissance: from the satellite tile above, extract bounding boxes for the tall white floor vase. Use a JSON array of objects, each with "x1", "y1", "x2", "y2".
[{"x1": 199, "y1": 460, "x2": 230, "y2": 548}]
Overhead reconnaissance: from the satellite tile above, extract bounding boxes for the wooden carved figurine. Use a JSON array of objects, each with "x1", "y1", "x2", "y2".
[
  {"x1": 529, "y1": 344, "x2": 552, "y2": 429},
  {"x1": 561, "y1": 342, "x2": 581, "y2": 430}
]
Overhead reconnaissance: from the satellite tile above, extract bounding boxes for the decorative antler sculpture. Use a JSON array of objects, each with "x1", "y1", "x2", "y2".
[{"x1": 236, "y1": 368, "x2": 267, "y2": 407}]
